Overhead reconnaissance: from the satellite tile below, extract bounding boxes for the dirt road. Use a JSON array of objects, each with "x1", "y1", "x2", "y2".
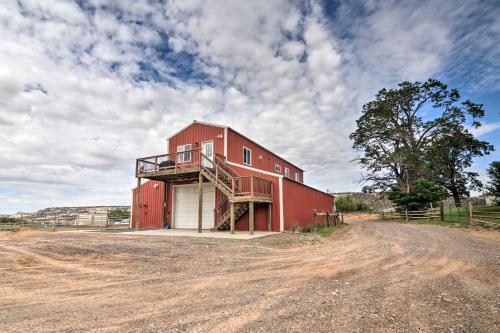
[{"x1": 0, "y1": 221, "x2": 498, "y2": 332}]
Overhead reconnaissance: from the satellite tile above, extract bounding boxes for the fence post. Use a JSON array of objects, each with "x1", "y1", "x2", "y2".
[
  {"x1": 53, "y1": 208, "x2": 57, "y2": 232},
  {"x1": 76, "y1": 214, "x2": 79, "y2": 230},
  {"x1": 105, "y1": 208, "x2": 109, "y2": 230},
  {"x1": 405, "y1": 210, "x2": 409, "y2": 222},
  {"x1": 429, "y1": 203, "x2": 433, "y2": 221},
  {"x1": 469, "y1": 203, "x2": 473, "y2": 226},
  {"x1": 91, "y1": 211, "x2": 95, "y2": 230},
  {"x1": 440, "y1": 202, "x2": 444, "y2": 222}
]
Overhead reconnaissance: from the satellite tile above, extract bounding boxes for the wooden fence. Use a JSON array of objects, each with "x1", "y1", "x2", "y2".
[
  {"x1": 469, "y1": 204, "x2": 500, "y2": 228},
  {"x1": 382, "y1": 207, "x2": 442, "y2": 222},
  {"x1": 312, "y1": 210, "x2": 343, "y2": 227},
  {"x1": 382, "y1": 203, "x2": 499, "y2": 229}
]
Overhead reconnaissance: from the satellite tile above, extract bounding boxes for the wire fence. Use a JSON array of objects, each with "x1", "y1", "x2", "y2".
[{"x1": 0, "y1": 208, "x2": 131, "y2": 232}]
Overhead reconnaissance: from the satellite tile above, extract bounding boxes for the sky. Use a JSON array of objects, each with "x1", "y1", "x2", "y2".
[{"x1": 0, "y1": 0, "x2": 499, "y2": 214}]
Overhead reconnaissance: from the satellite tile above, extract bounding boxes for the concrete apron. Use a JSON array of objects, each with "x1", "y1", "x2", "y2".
[{"x1": 90, "y1": 229, "x2": 278, "y2": 240}]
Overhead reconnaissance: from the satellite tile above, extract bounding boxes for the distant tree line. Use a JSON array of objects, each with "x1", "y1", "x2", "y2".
[
  {"x1": 0, "y1": 217, "x2": 22, "y2": 224},
  {"x1": 350, "y1": 79, "x2": 495, "y2": 210}
]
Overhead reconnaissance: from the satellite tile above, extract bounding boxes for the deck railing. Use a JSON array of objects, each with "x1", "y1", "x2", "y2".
[
  {"x1": 233, "y1": 176, "x2": 273, "y2": 199},
  {"x1": 136, "y1": 149, "x2": 201, "y2": 175}
]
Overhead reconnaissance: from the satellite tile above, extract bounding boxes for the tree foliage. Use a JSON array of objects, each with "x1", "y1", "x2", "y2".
[
  {"x1": 108, "y1": 208, "x2": 129, "y2": 218},
  {"x1": 428, "y1": 132, "x2": 493, "y2": 206},
  {"x1": 387, "y1": 179, "x2": 446, "y2": 211},
  {"x1": 335, "y1": 195, "x2": 370, "y2": 212},
  {"x1": 487, "y1": 161, "x2": 500, "y2": 198},
  {"x1": 350, "y1": 78, "x2": 491, "y2": 206}
]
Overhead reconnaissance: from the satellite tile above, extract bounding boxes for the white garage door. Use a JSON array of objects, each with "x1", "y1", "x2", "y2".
[{"x1": 174, "y1": 184, "x2": 215, "y2": 229}]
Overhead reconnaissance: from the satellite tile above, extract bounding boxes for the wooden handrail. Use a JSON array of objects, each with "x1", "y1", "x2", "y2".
[
  {"x1": 214, "y1": 154, "x2": 240, "y2": 177},
  {"x1": 136, "y1": 149, "x2": 200, "y2": 174}
]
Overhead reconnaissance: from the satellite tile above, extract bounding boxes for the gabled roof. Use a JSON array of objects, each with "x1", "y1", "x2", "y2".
[
  {"x1": 166, "y1": 120, "x2": 227, "y2": 139},
  {"x1": 168, "y1": 120, "x2": 304, "y2": 172}
]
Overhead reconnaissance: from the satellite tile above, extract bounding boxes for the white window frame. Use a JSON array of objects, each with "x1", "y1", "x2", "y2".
[
  {"x1": 243, "y1": 146, "x2": 252, "y2": 165},
  {"x1": 177, "y1": 144, "x2": 192, "y2": 163},
  {"x1": 284, "y1": 167, "x2": 289, "y2": 178},
  {"x1": 275, "y1": 164, "x2": 282, "y2": 173},
  {"x1": 295, "y1": 172, "x2": 300, "y2": 182}
]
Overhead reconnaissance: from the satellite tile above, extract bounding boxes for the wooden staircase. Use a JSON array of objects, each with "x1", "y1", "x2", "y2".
[
  {"x1": 199, "y1": 154, "x2": 243, "y2": 231},
  {"x1": 199, "y1": 166, "x2": 234, "y2": 198},
  {"x1": 211, "y1": 201, "x2": 249, "y2": 231},
  {"x1": 199, "y1": 152, "x2": 273, "y2": 232}
]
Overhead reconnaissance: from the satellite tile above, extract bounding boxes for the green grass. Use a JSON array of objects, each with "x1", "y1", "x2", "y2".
[
  {"x1": 0, "y1": 224, "x2": 22, "y2": 232},
  {"x1": 401, "y1": 219, "x2": 469, "y2": 228},
  {"x1": 301, "y1": 224, "x2": 344, "y2": 236}
]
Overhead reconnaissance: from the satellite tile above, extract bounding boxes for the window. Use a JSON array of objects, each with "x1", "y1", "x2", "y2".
[
  {"x1": 275, "y1": 164, "x2": 281, "y2": 173},
  {"x1": 284, "y1": 167, "x2": 290, "y2": 178},
  {"x1": 243, "y1": 147, "x2": 252, "y2": 165},
  {"x1": 177, "y1": 144, "x2": 192, "y2": 163},
  {"x1": 295, "y1": 172, "x2": 300, "y2": 182}
]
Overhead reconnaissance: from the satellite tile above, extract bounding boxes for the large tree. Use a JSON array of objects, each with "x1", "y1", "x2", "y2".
[
  {"x1": 350, "y1": 79, "x2": 486, "y2": 193},
  {"x1": 428, "y1": 132, "x2": 493, "y2": 207},
  {"x1": 486, "y1": 161, "x2": 500, "y2": 198}
]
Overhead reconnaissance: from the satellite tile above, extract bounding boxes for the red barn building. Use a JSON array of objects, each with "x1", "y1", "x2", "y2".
[{"x1": 132, "y1": 121, "x2": 334, "y2": 233}]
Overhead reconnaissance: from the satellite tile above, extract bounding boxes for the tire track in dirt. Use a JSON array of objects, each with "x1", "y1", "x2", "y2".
[{"x1": 0, "y1": 221, "x2": 498, "y2": 332}]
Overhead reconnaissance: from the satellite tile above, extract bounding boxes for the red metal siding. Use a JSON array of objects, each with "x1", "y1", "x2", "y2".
[
  {"x1": 131, "y1": 180, "x2": 164, "y2": 230},
  {"x1": 226, "y1": 128, "x2": 303, "y2": 182},
  {"x1": 282, "y1": 178, "x2": 334, "y2": 229},
  {"x1": 232, "y1": 203, "x2": 270, "y2": 231},
  {"x1": 169, "y1": 123, "x2": 225, "y2": 156},
  {"x1": 227, "y1": 164, "x2": 281, "y2": 231},
  {"x1": 133, "y1": 179, "x2": 214, "y2": 230}
]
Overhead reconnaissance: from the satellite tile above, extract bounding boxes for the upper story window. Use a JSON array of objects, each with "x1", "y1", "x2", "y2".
[
  {"x1": 177, "y1": 144, "x2": 191, "y2": 163},
  {"x1": 275, "y1": 164, "x2": 282, "y2": 173},
  {"x1": 284, "y1": 167, "x2": 290, "y2": 178},
  {"x1": 243, "y1": 147, "x2": 252, "y2": 165},
  {"x1": 295, "y1": 172, "x2": 300, "y2": 182}
]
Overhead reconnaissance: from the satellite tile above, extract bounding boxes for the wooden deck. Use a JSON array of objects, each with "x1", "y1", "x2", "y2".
[{"x1": 136, "y1": 166, "x2": 201, "y2": 182}]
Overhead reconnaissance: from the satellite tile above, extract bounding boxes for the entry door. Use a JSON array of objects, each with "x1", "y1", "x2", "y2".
[{"x1": 201, "y1": 141, "x2": 214, "y2": 168}]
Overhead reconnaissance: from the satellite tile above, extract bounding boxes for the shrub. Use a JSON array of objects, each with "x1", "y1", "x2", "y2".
[{"x1": 335, "y1": 195, "x2": 370, "y2": 212}]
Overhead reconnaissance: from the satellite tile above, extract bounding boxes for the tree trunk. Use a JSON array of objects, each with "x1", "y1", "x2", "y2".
[{"x1": 451, "y1": 189, "x2": 462, "y2": 207}]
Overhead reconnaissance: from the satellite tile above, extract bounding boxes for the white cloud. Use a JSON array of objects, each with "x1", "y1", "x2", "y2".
[
  {"x1": 470, "y1": 122, "x2": 500, "y2": 137},
  {"x1": 0, "y1": 0, "x2": 498, "y2": 213}
]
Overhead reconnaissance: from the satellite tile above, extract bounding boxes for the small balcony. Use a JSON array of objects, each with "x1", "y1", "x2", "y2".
[{"x1": 136, "y1": 149, "x2": 202, "y2": 180}]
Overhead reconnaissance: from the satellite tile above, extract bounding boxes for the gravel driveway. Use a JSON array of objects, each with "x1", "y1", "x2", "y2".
[{"x1": 0, "y1": 221, "x2": 498, "y2": 332}]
